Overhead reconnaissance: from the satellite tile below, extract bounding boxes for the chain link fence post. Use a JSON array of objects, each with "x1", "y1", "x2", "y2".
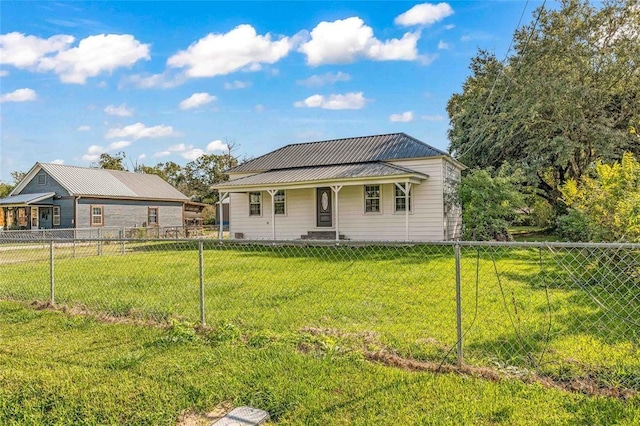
[
  {"x1": 199, "y1": 239, "x2": 205, "y2": 326},
  {"x1": 49, "y1": 239, "x2": 55, "y2": 306},
  {"x1": 454, "y1": 242, "x2": 463, "y2": 366}
]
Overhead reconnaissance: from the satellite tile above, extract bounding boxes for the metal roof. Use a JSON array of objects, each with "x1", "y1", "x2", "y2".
[
  {"x1": 30, "y1": 163, "x2": 189, "y2": 201},
  {"x1": 0, "y1": 192, "x2": 55, "y2": 206},
  {"x1": 228, "y1": 133, "x2": 449, "y2": 173},
  {"x1": 215, "y1": 162, "x2": 428, "y2": 189}
]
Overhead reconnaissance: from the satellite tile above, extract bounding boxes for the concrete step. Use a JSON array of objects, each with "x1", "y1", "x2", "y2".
[{"x1": 301, "y1": 231, "x2": 347, "y2": 240}]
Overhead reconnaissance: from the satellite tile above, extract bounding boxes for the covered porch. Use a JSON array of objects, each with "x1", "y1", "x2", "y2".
[
  {"x1": 214, "y1": 163, "x2": 429, "y2": 241},
  {"x1": 0, "y1": 192, "x2": 56, "y2": 230}
]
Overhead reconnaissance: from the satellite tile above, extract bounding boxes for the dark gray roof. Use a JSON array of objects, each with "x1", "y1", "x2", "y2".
[
  {"x1": 228, "y1": 133, "x2": 448, "y2": 173},
  {"x1": 215, "y1": 162, "x2": 428, "y2": 189},
  {"x1": 0, "y1": 192, "x2": 55, "y2": 206},
  {"x1": 13, "y1": 163, "x2": 189, "y2": 201}
]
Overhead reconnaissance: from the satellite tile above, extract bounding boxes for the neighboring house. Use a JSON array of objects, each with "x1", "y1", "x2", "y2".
[
  {"x1": 0, "y1": 163, "x2": 194, "y2": 230},
  {"x1": 213, "y1": 133, "x2": 465, "y2": 241}
]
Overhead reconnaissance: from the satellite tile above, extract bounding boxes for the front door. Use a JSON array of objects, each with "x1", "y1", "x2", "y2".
[
  {"x1": 316, "y1": 187, "x2": 332, "y2": 227},
  {"x1": 30, "y1": 207, "x2": 39, "y2": 229}
]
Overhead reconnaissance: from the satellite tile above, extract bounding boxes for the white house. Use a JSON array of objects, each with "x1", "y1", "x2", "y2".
[{"x1": 213, "y1": 133, "x2": 464, "y2": 241}]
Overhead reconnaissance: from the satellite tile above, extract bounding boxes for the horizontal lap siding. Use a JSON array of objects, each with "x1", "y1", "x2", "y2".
[
  {"x1": 19, "y1": 170, "x2": 70, "y2": 196},
  {"x1": 229, "y1": 158, "x2": 447, "y2": 241},
  {"x1": 76, "y1": 198, "x2": 183, "y2": 228}
]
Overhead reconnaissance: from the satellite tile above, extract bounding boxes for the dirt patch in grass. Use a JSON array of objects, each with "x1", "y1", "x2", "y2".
[
  {"x1": 365, "y1": 349, "x2": 638, "y2": 400},
  {"x1": 176, "y1": 403, "x2": 232, "y2": 426}
]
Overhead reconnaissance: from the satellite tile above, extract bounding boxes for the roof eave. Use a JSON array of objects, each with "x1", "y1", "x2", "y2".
[{"x1": 214, "y1": 173, "x2": 428, "y2": 192}]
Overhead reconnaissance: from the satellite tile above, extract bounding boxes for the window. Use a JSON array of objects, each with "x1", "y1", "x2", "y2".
[
  {"x1": 274, "y1": 190, "x2": 286, "y2": 215},
  {"x1": 53, "y1": 206, "x2": 61, "y2": 226},
  {"x1": 249, "y1": 192, "x2": 261, "y2": 216},
  {"x1": 364, "y1": 185, "x2": 381, "y2": 213},
  {"x1": 37, "y1": 174, "x2": 47, "y2": 185},
  {"x1": 395, "y1": 183, "x2": 412, "y2": 212},
  {"x1": 91, "y1": 205, "x2": 104, "y2": 226},
  {"x1": 148, "y1": 207, "x2": 158, "y2": 226},
  {"x1": 18, "y1": 208, "x2": 27, "y2": 227}
]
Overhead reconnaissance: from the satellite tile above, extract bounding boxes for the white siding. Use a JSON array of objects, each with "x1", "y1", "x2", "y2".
[{"x1": 229, "y1": 158, "x2": 453, "y2": 241}]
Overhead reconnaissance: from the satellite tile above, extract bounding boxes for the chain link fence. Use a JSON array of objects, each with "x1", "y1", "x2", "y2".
[{"x1": 0, "y1": 237, "x2": 638, "y2": 393}]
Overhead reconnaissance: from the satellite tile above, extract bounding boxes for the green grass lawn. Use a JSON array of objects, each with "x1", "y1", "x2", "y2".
[
  {"x1": 1, "y1": 300, "x2": 639, "y2": 425},
  {"x1": 0, "y1": 241, "x2": 639, "y2": 423}
]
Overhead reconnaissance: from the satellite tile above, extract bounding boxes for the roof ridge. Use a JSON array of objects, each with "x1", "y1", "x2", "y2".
[{"x1": 398, "y1": 132, "x2": 449, "y2": 156}]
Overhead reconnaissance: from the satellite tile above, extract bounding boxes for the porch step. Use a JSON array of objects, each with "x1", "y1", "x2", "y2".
[{"x1": 301, "y1": 231, "x2": 347, "y2": 240}]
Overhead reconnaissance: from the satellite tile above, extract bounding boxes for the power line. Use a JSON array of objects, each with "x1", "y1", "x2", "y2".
[{"x1": 454, "y1": 0, "x2": 547, "y2": 162}]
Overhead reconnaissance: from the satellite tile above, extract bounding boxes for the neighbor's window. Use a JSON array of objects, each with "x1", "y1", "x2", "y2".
[
  {"x1": 274, "y1": 190, "x2": 286, "y2": 215},
  {"x1": 148, "y1": 207, "x2": 158, "y2": 226},
  {"x1": 53, "y1": 206, "x2": 61, "y2": 226},
  {"x1": 18, "y1": 208, "x2": 27, "y2": 227},
  {"x1": 249, "y1": 192, "x2": 262, "y2": 216},
  {"x1": 90, "y1": 205, "x2": 104, "y2": 226},
  {"x1": 37, "y1": 174, "x2": 47, "y2": 185},
  {"x1": 364, "y1": 185, "x2": 381, "y2": 213},
  {"x1": 394, "y1": 183, "x2": 413, "y2": 212}
]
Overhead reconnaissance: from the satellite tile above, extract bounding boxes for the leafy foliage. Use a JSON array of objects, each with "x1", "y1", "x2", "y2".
[
  {"x1": 448, "y1": 0, "x2": 640, "y2": 208},
  {"x1": 560, "y1": 152, "x2": 640, "y2": 242},
  {"x1": 96, "y1": 152, "x2": 127, "y2": 171},
  {"x1": 458, "y1": 166, "x2": 525, "y2": 241}
]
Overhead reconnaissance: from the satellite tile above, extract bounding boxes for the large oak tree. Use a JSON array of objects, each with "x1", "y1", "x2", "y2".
[{"x1": 447, "y1": 0, "x2": 640, "y2": 208}]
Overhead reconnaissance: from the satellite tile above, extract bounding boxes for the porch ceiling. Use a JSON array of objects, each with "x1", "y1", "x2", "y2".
[
  {"x1": 214, "y1": 162, "x2": 428, "y2": 192},
  {"x1": 0, "y1": 192, "x2": 55, "y2": 206}
]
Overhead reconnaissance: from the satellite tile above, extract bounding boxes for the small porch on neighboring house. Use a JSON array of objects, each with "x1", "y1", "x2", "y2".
[
  {"x1": 0, "y1": 192, "x2": 57, "y2": 230},
  {"x1": 214, "y1": 163, "x2": 429, "y2": 241}
]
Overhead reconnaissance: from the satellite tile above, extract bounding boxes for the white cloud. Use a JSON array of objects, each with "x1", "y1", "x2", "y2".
[
  {"x1": 297, "y1": 71, "x2": 351, "y2": 87},
  {"x1": 223, "y1": 80, "x2": 251, "y2": 90},
  {"x1": 445, "y1": 24, "x2": 455, "y2": 30},
  {"x1": 1, "y1": 32, "x2": 150, "y2": 84},
  {"x1": 0, "y1": 32, "x2": 74, "y2": 68},
  {"x1": 167, "y1": 24, "x2": 292, "y2": 78},
  {"x1": 206, "y1": 140, "x2": 228, "y2": 152},
  {"x1": 77, "y1": 125, "x2": 91, "y2": 131},
  {"x1": 104, "y1": 103, "x2": 134, "y2": 117},
  {"x1": 82, "y1": 153, "x2": 100, "y2": 162},
  {"x1": 121, "y1": 72, "x2": 185, "y2": 89},
  {"x1": 106, "y1": 140, "x2": 131, "y2": 150},
  {"x1": 167, "y1": 143, "x2": 187, "y2": 152},
  {"x1": 254, "y1": 104, "x2": 265, "y2": 112},
  {"x1": 421, "y1": 114, "x2": 445, "y2": 121},
  {"x1": 51, "y1": 159, "x2": 65, "y2": 165},
  {"x1": 294, "y1": 92, "x2": 368, "y2": 110},
  {"x1": 105, "y1": 122, "x2": 179, "y2": 140},
  {"x1": 181, "y1": 148, "x2": 205, "y2": 160},
  {"x1": 0, "y1": 70, "x2": 8, "y2": 77},
  {"x1": 438, "y1": 40, "x2": 450, "y2": 50},
  {"x1": 137, "y1": 153, "x2": 146, "y2": 160},
  {"x1": 153, "y1": 151, "x2": 171, "y2": 158},
  {"x1": 299, "y1": 18, "x2": 420, "y2": 65},
  {"x1": 0, "y1": 88, "x2": 37, "y2": 103},
  {"x1": 179, "y1": 92, "x2": 216, "y2": 110},
  {"x1": 389, "y1": 111, "x2": 414, "y2": 122},
  {"x1": 395, "y1": 3, "x2": 454, "y2": 27},
  {"x1": 87, "y1": 144, "x2": 104, "y2": 155}
]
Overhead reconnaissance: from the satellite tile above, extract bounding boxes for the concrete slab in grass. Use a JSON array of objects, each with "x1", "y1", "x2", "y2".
[{"x1": 212, "y1": 406, "x2": 270, "y2": 425}]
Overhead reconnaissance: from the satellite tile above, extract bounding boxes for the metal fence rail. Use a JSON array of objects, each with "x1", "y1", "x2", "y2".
[{"x1": 0, "y1": 237, "x2": 638, "y2": 392}]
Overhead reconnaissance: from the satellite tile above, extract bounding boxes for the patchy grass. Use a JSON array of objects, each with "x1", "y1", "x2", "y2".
[
  {"x1": 0, "y1": 242, "x2": 638, "y2": 396},
  {"x1": 1, "y1": 301, "x2": 639, "y2": 424},
  {"x1": 510, "y1": 226, "x2": 562, "y2": 242}
]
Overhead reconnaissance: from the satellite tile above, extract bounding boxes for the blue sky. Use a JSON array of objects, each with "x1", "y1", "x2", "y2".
[{"x1": 0, "y1": 1, "x2": 542, "y2": 182}]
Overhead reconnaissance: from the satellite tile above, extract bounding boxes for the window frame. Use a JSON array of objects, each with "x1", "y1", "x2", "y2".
[
  {"x1": 148, "y1": 207, "x2": 159, "y2": 226},
  {"x1": 37, "y1": 174, "x2": 47, "y2": 185},
  {"x1": 249, "y1": 191, "x2": 262, "y2": 217},
  {"x1": 394, "y1": 183, "x2": 413, "y2": 213},
  {"x1": 274, "y1": 189, "x2": 286, "y2": 216},
  {"x1": 53, "y1": 206, "x2": 61, "y2": 226},
  {"x1": 364, "y1": 184, "x2": 382, "y2": 214},
  {"x1": 90, "y1": 205, "x2": 104, "y2": 227}
]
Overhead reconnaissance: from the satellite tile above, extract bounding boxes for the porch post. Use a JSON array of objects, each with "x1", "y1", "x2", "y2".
[
  {"x1": 395, "y1": 182, "x2": 412, "y2": 241},
  {"x1": 330, "y1": 185, "x2": 343, "y2": 241},
  {"x1": 267, "y1": 189, "x2": 278, "y2": 240},
  {"x1": 218, "y1": 192, "x2": 228, "y2": 241}
]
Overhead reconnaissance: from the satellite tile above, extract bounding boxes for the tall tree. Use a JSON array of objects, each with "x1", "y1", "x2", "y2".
[
  {"x1": 184, "y1": 142, "x2": 238, "y2": 204},
  {"x1": 95, "y1": 152, "x2": 127, "y2": 171},
  {"x1": 448, "y1": 0, "x2": 640, "y2": 208}
]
